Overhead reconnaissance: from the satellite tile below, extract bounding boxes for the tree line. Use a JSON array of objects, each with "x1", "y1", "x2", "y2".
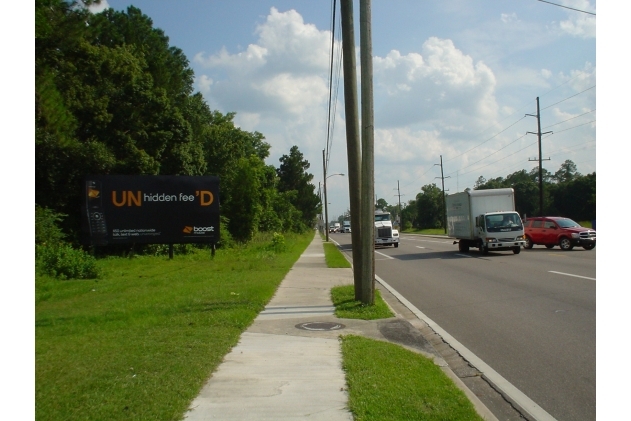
[
  {"x1": 358, "y1": 160, "x2": 595, "y2": 230},
  {"x1": 35, "y1": 1, "x2": 321, "y2": 246}
]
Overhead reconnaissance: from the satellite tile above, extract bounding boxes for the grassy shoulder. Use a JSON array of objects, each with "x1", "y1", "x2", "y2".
[
  {"x1": 35, "y1": 231, "x2": 314, "y2": 421},
  {"x1": 322, "y1": 241, "x2": 351, "y2": 268},
  {"x1": 341, "y1": 335, "x2": 484, "y2": 421},
  {"x1": 331, "y1": 284, "x2": 393, "y2": 320}
]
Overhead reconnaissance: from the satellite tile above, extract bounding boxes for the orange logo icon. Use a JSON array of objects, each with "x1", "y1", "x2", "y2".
[{"x1": 183, "y1": 226, "x2": 193, "y2": 234}]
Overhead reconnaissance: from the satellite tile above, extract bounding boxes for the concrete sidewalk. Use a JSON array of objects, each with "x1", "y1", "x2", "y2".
[{"x1": 183, "y1": 233, "x2": 498, "y2": 420}]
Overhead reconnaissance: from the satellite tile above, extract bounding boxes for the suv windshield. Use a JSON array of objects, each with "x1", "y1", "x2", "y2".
[
  {"x1": 485, "y1": 213, "x2": 523, "y2": 232},
  {"x1": 556, "y1": 218, "x2": 580, "y2": 228}
]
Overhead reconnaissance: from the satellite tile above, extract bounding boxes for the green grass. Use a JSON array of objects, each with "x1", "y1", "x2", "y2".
[
  {"x1": 402, "y1": 228, "x2": 447, "y2": 235},
  {"x1": 323, "y1": 241, "x2": 352, "y2": 268},
  {"x1": 341, "y1": 335, "x2": 484, "y2": 421},
  {"x1": 35, "y1": 231, "x2": 314, "y2": 421},
  {"x1": 331, "y1": 284, "x2": 394, "y2": 320}
]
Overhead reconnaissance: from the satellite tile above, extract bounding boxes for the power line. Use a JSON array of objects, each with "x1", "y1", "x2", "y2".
[
  {"x1": 541, "y1": 85, "x2": 595, "y2": 111},
  {"x1": 542, "y1": 109, "x2": 595, "y2": 130},
  {"x1": 324, "y1": 0, "x2": 337, "y2": 173},
  {"x1": 536, "y1": 0, "x2": 596, "y2": 16}
]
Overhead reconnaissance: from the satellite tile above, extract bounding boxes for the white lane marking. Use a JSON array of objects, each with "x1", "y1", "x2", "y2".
[
  {"x1": 549, "y1": 271, "x2": 595, "y2": 281},
  {"x1": 376, "y1": 275, "x2": 558, "y2": 421},
  {"x1": 374, "y1": 250, "x2": 395, "y2": 260},
  {"x1": 415, "y1": 246, "x2": 426, "y2": 249}
]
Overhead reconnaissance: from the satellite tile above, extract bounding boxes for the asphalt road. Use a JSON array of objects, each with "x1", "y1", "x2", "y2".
[{"x1": 330, "y1": 232, "x2": 596, "y2": 421}]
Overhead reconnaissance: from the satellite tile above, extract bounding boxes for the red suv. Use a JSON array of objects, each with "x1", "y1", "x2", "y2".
[{"x1": 523, "y1": 217, "x2": 596, "y2": 251}]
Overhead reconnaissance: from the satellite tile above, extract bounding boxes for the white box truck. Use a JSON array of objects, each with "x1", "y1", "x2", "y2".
[
  {"x1": 343, "y1": 220, "x2": 351, "y2": 233},
  {"x1": 446, "y1": 188, "x2": 525, "y2": 255}
]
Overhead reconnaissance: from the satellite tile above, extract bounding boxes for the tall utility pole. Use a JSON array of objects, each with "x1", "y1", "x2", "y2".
[
  {"x1": 527, "y1": 97, "x2": 552, "y2": 216},
  {"x1": 434, "y1": 155, "x2": 450, "y2": 234},
  {"x1": 340, "y1": 0, "x2": 363, "y2": 300},
  {"x1": 359, "y1": 0, "x2": 375, "y2": 305}
]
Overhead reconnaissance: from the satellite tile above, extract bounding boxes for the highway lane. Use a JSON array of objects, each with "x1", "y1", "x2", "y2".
[{"x1": 331, "y1": 232, "x2": 596, "y2": 421}]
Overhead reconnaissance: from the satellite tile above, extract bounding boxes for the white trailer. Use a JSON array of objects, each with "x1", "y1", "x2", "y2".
[{"x1": 446, "y1": 188, "x2": 526, "y2": 255}]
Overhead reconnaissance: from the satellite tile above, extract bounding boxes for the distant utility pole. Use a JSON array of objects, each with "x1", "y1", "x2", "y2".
[
  {"x1": 394, "y1": 180, "x2": 404, "y2": 229},
  {"x1": 434, "y1": 155, "x2": 450, "y2": 234},
  {"x1": 322, "y1": 149, "x2": 330, "y2": 241},
  {"x1": 526, "y1": 97, "x2": 552, "y2": 216}
]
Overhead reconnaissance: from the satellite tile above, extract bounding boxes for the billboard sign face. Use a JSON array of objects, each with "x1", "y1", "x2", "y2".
[{"x1": 81, "y1": 175, "x2": 220, "y2": 245}]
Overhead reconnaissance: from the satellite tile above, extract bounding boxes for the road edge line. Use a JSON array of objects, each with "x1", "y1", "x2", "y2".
[{"x1": 375, "y1": 274, "x2": 558, "y2": 421}]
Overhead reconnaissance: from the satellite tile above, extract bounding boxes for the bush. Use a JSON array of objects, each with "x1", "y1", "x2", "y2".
[
  {"x1": 35, "y1": 205, "x2": 66, "y2": 246},
  {"x1": 36, "y1": 244, "x2": 100, "y2": 280},
  {"x1": 268, "y1": 232, "x2": 286, "y2": 253}
]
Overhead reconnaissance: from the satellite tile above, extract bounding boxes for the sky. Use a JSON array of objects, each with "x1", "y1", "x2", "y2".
[{"x1": 91, "y1": 0, "x2": 600, "y2": 222}]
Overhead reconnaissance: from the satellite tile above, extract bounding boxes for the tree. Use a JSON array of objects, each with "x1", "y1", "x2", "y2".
[
  {"x1": 277, "y1": 146, "x2": 321, "y2": 230},
  {"x1": 416, "y1": 184, "x2": 444, "y2": 229},
  {"x1": 553, "y1": 160, "x2": 580, "y2": 184}
]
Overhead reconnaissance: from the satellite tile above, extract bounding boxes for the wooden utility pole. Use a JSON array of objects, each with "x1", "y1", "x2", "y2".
[
  {"x1": 360, "y1": 0, "x2": 375, "y2": 305},
  {"x1": 323, "y1": 149, "x2": 330, "y2": 241},
  {"x1": 527, "y1": 97, "x2": 552, "y2": 216},
  {"x1": 340, "y1": 0, "x2": 363, "y2": 300},
  {"x1": 434, "y1": 155, "x2": 450, "y2": 234}
]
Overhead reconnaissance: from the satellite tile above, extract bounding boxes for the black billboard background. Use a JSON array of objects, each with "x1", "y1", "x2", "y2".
[{"x1": 81, "y1": 175, "x2": 220, "y2": 245}]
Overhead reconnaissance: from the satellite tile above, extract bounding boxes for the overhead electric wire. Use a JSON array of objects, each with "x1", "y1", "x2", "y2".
[
  {"x1": 541, "y1": 85, "x2": 595, "y2": 111},
  {"x1": 536, "y1": 0, "x2": 596, "y2": 16},
  {"x1": 542, "y1": 109, "x2": 595, "y2": 130},
  {"x1": 324, "y1": 0, "x2": 337, "y2": 174},
  {"x1": 327, "y1": 17, "x2": 343, "y2": 168}
]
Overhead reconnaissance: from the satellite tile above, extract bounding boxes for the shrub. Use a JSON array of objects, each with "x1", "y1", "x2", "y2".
[
  {"x1": 36, "y1": 244, "x2": 100, "y2": 280},
  {"x1": 268, "y1": 232, "x2": 286, "y2": 253},
  {"x1": 35, "y1": 205, "x2": 66, "y2": 246}
]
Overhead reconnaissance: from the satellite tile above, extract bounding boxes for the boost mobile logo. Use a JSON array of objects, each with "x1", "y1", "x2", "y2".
[{"x1": 183, "y1": 226, "x2": 214, "y2": 234}]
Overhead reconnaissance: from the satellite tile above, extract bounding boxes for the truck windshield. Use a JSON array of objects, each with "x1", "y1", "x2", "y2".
[
  {"x1": 375, "y1": 214, "x2": 391, "y2": 222},
  {"x1": 485, "y1": 213, "x2": 523, "y2": 232}
]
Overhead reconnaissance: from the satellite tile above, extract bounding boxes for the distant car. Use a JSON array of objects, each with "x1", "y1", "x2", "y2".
[{"x1": 523, "y1": 217, "x2": 595, "y2": 251}]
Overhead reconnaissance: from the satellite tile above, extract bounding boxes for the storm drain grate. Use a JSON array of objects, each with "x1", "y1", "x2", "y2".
[{"x1": 295, "y1": 322, "x2": 345, "y2": 331}]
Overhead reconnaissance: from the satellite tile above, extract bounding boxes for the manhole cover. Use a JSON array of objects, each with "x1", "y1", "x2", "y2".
[{"x1": 295, "y1": 322, "x2": 345, "y2": 331}]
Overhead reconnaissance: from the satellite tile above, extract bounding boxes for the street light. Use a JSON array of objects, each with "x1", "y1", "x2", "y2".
[{"x1": 324, "y1": 172, "x2": 345, "y2": 241}]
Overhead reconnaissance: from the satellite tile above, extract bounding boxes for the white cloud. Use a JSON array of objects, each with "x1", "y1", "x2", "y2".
[
  {"x1": 373, "y1": 37, "x2": 498, "y2": 134},
  {"x1": 558, "y1": 0, "x2": 596, "y2": 38},
  {"x1": 88, "y1": 0, "x2": 109, "y2": 14},
  {"x1": 193, "y1": 7, "x2": 333, "y2": 120},
  {"x1": 501, "y1": 13, "x2": 518, "y2": 24}
]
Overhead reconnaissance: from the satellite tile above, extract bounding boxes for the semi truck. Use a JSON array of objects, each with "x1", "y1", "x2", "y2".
[
  {"x1": 343, "y1": 220, "x2": 351, "y2": 233},
  {"x1": 446, "y1": 188, "x2": 525, "y2": 255},
  {"x1": 375, "y1": 210, "x2": 399, "y2": 247}
]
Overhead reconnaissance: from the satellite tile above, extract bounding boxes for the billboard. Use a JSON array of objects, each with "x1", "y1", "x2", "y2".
[{"x1": 81, "y1": 175, "x2": 220, "y2": 246}]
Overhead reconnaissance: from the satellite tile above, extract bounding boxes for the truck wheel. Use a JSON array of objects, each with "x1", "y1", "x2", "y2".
[
  {"x1": 583, "y1": 243, "x2": 596, "y2": 250},
  {"x1": 523, "y1": 236, "x2": 533, "y2": 249},
  {"x1": 394, "y1": 243, "x2": 399, "y2": 248},
  {"x1": 481, "y1": 245, "x2": 489, "y2": 255},
  {"x1": 559, "y1": 237, "x2": 574, "y2": 251},
  {"x1": 458, "y1": 242, "x2": 469, "y2": 252},
  {"x1": 512, "y1": 247, "x2": 521, "y2": 254}
]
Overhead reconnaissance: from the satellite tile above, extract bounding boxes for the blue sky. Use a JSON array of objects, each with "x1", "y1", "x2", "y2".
[{"x1": 94, "y1": 1, "x2": 599, "y2": 220}]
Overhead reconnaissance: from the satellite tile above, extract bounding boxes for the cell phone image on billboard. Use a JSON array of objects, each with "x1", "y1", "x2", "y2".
[{"x1": 86, "y1": 180, "x2": 108, "y2": 245}]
